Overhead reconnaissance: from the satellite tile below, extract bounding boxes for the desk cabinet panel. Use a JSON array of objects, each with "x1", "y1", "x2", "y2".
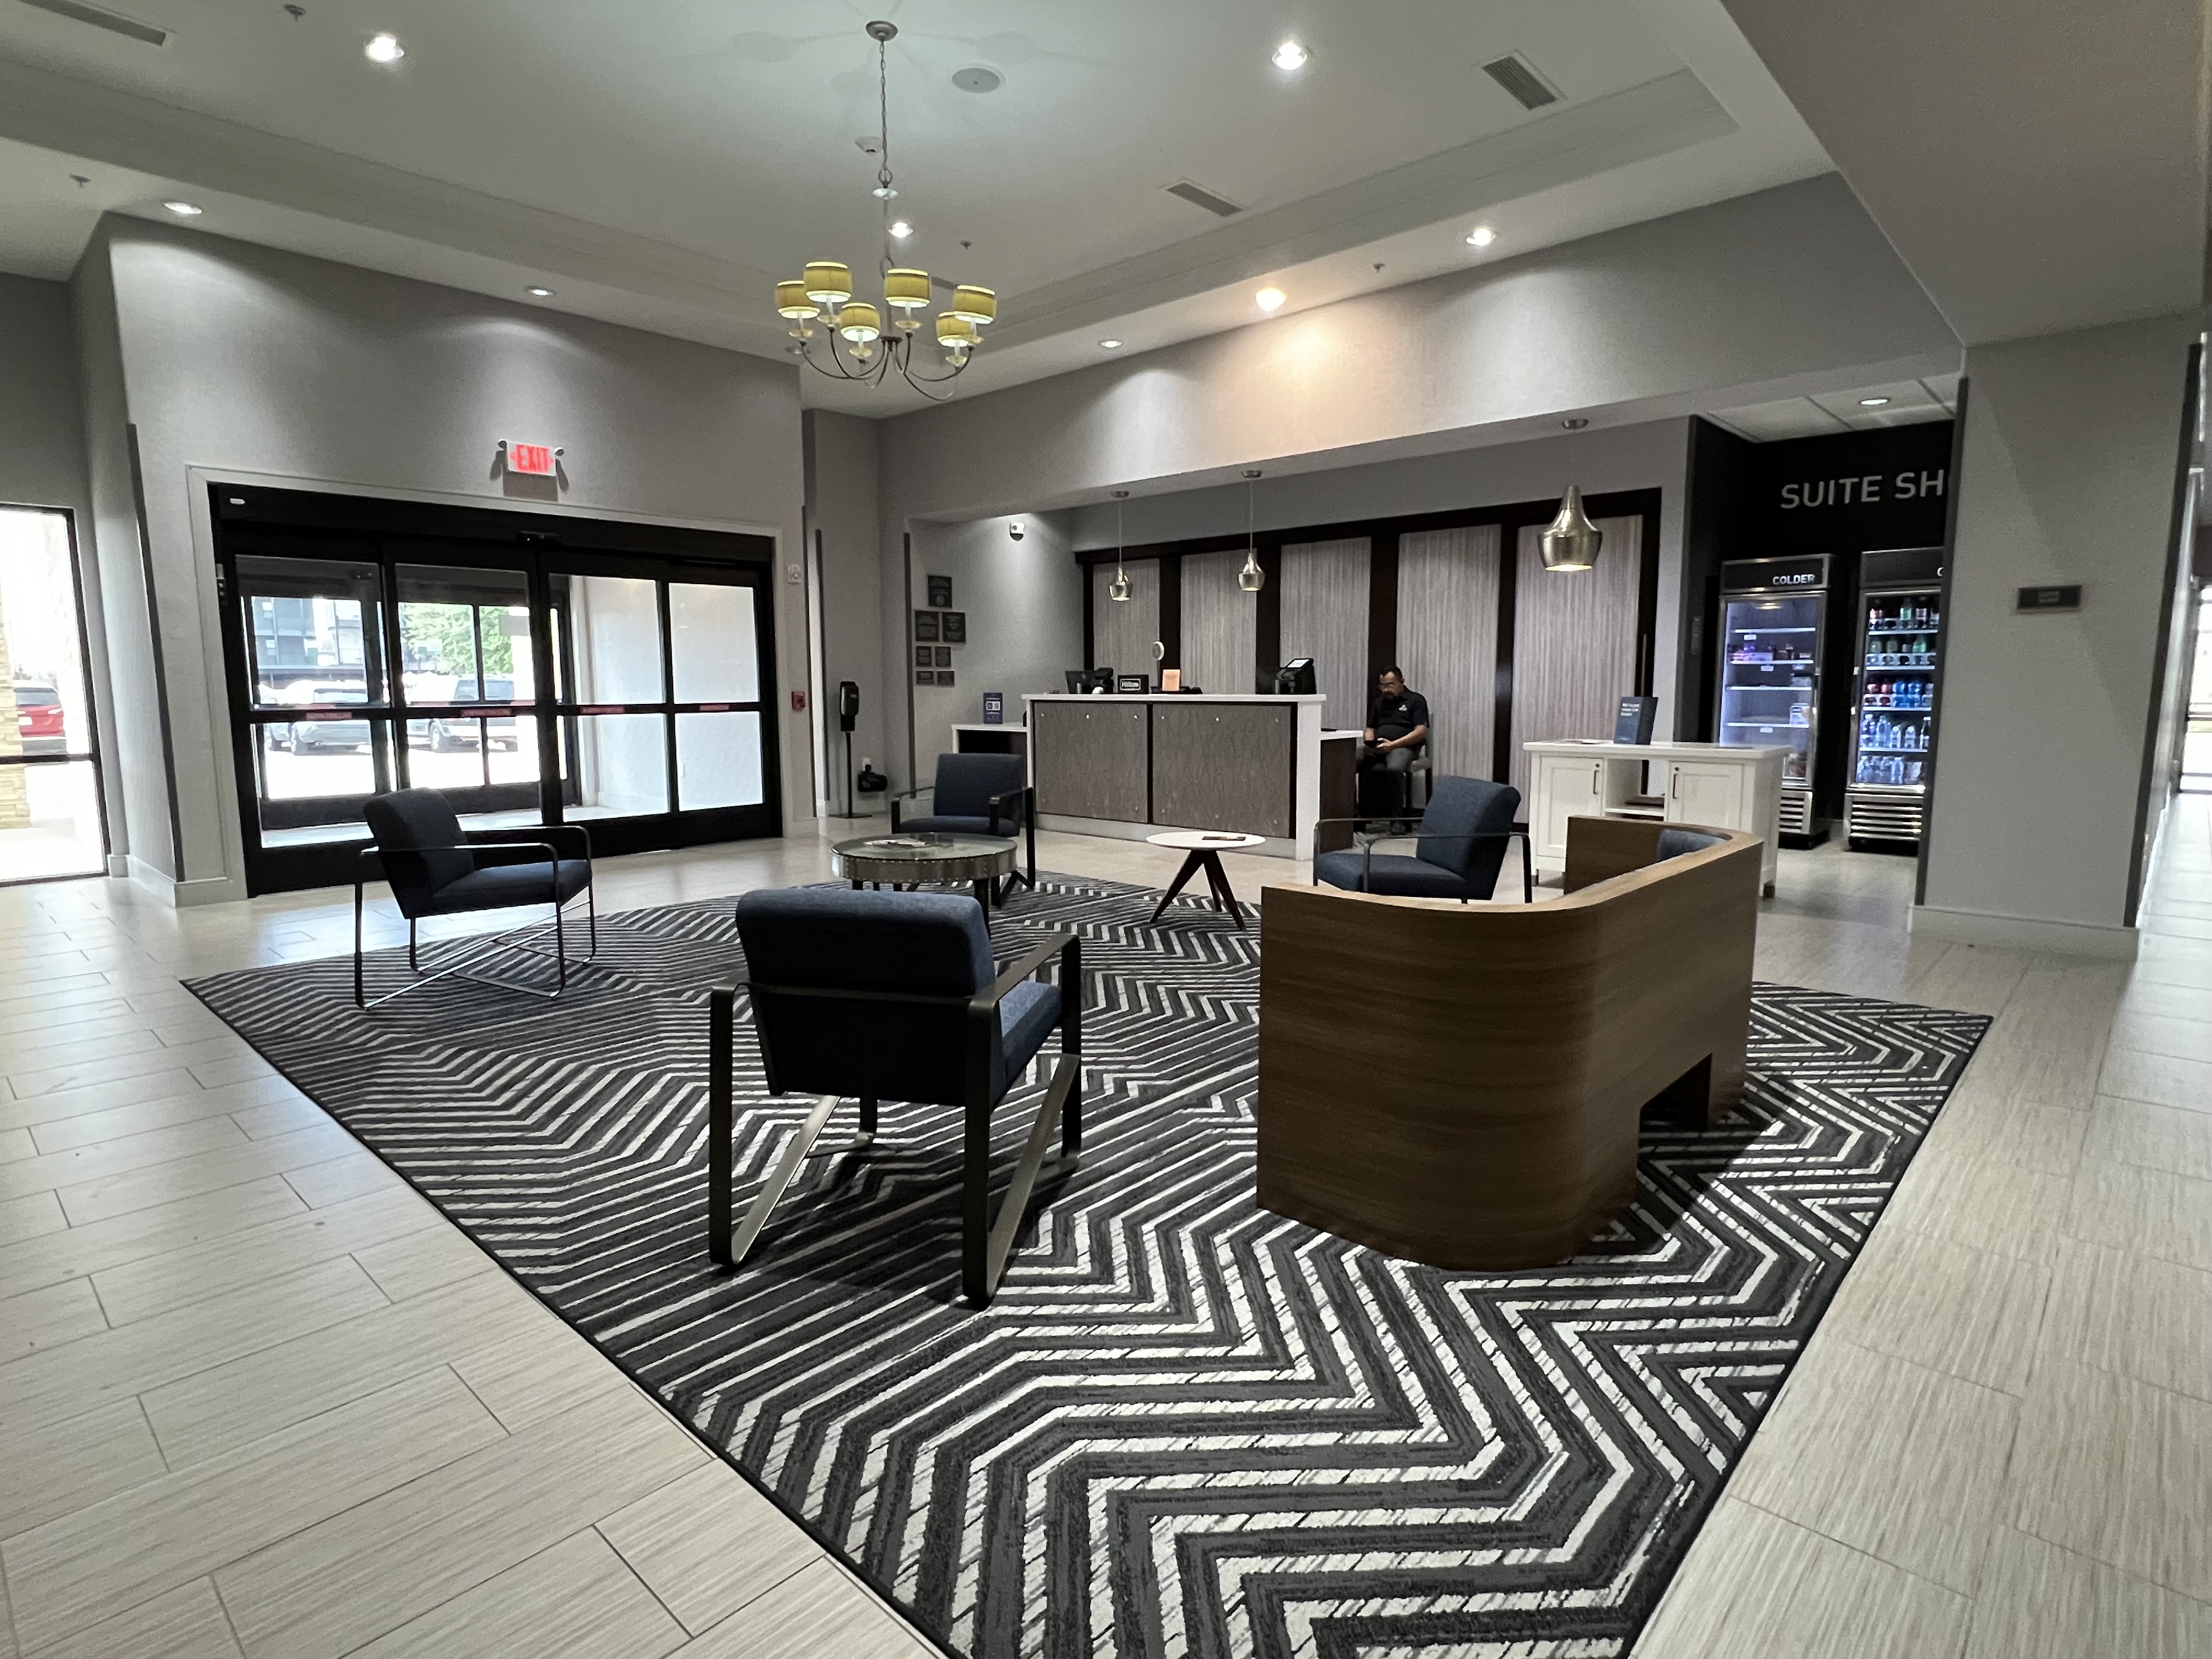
[
  {"x1": 1150, "y1": 702, "x2": 1294, "y2": 837},
  {"x1": 1664, "y1": 760, "x2": 1748, "y2": 828},
  {"x1": 1032, "y1": 701, "x2": 1149, "y2": 821},
  {"x1": 1533, "y1": 753, "x2": 1605, "y2": 867}
]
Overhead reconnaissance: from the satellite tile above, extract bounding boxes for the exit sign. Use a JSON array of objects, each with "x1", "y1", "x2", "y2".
[{"x1": 506, "y1": 442, "x2": 557, "y2": 476}]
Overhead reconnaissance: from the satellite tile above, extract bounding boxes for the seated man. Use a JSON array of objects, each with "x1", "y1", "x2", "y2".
[{"x1": 1359, "y1": 666, "x2": 1430, "y2": 817}]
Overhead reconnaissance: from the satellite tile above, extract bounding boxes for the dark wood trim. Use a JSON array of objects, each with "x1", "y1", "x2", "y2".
[
  {"x1": 1634, "y1": 501, "x2": 1662, "y2": 695},
  {"x1": 1081, "y1": 554, "x2": 1095, "y2": 670},
  {"x1": 1158, "y1": 552, "x2": 1183, "y2": 670},
  {"x1": 1491, "y1": 516, "x2": 1522, "y2": 783},
  {"x1": 1255, "y1": 543, "x2": 1283, "y2": 689},
  {"x1": 1367, "y1": 531, "x2": 1400, "y2": 689}
]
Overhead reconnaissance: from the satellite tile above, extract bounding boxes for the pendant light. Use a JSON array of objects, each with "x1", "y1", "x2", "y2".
[
  {"x1": 1540, "y1": 419, "x2": 1604, "y2": 573},
  {"x1": 1108, "y1": 490, "x2": 1132, "y2": 602},
  {"x1": 1238, "y1": 470, "x2": 1266, "y2": 594}
]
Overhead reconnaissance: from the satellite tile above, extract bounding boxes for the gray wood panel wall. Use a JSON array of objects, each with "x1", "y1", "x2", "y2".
[
  {"x1": 1507, "y1": 515, "x2": 1644, "y2": 801},
  {"x1": 1030, "y1": 699, "x2": 1150, "y2": 821},
  {"x1": 1396, "y1": 525, "x2": 1501, "y2": 783},
  {"x1": 1149, "y1": 702, "x2": 1295, "y2": 838},
  {"x1": 1279, "y1": 538, "x2": 1371, "y2": 731},
  {"x1": 1089, "y1": 559, "x2": 1160, "y2": 682},
  {"x1": 1178, "y1": 550, "x2": 1259, "y2": 696}
]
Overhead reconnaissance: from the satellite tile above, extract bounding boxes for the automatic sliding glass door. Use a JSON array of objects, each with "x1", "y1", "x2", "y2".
[{"x1": 393, "y1": 563, "x2": 543, "y2": 827}]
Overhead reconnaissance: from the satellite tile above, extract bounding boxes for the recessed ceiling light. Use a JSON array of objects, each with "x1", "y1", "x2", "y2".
[
  {"x1": 1099, "y1": 339, "x2": 1124, "y2": 349},
  {"x1": 888, "y1": 219, "x2": 914, "y2": 240},
  {"x1": 365, "y1": 32, "x2": 405, "y2": 65},
  {"x1": 524, "y1": 286, "x2": 555, "y2": 298},
  {"x1": 162, "y1": 200, "x2": 202, "y2": 216},
  {"x1": 1272, "y1": 39, "x2": 1309, "y2": 71},
  {"x1": 1859, "y1": 396, "x2": 1892, "y2": 407},
  {"x1": 1465, "y1": 225, "x2": 1496, "y2": 248},
  {"x1": 1255, "y1": 286, "x2": 1286, "y2": 312},
  {"x1": 951, "y1": 65, "x2": 1003, "y2": 94}
]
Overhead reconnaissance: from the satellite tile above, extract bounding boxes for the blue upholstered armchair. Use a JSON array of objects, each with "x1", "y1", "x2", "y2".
[
  {"x1": 1313, "y1": 775, "x2": 1533, "y2": 903},
  {"x1": 354, "y1": 788, "x2": 595, "y2": 1006},
  {"x1": 893, "y1": 753, "x2": 1036, "y2": 893},
  {"x1": 713, "y1": 888, "x2": 1081, "y2": 1307}
]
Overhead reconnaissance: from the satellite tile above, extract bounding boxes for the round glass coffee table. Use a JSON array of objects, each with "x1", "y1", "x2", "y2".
[
  {"x1": 832, "y1": 833, "x2": 1018, "y2": 912},
  {"x1": 1145, "y1": 830, "x2": 1266, "y2": 928}
]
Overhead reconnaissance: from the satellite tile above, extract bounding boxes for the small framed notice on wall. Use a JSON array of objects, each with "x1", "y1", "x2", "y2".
[
  {"x1": 940, "y1": 611, "x2": 967, "y2": 644},
  {"x1": 913, "y1": 610, "x2": 940, "y2": 641},
  {"x1": 936, "y1": 670, "x2": 956, "y2": 687},
  {"x1": 934, "y1": 646, "x2": 952, "y2": 668},
  {"x1": 2016, "y1": 584, "x2": 2082, "y2": 613},
  {"x1": 916, "y1": 669, "x2": 934, "y2": 685},
  {"x1": 915, "y1": 646, "x2": 933, "y2": 668},
  {"x1": 927, "y1": 574, "x2": 953, "y2": 608}
]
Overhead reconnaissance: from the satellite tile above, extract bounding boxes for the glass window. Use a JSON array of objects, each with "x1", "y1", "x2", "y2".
[
  {"x1": 557, "y1": 574, "x2": 664, "y2": 704},
  {"x1": 675, "y1": 711, "x2": 764, "y2": 810},
  {"x1": 563, "y1": 713, "x2": 668, "y2": 819},
  {"x1": 397, "y1": 565, "x2": 534, "y2": 709},
  {"x1": 234, "y1": 556, "x2": 386, "y2": 712},
  {"x1": 669, "y1": 582, "x2": 759, "y2": 703}
]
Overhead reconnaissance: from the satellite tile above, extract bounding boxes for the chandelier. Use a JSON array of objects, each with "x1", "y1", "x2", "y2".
[{"x1": 773, "y1": 21, "x2": 997, "y2": 400}]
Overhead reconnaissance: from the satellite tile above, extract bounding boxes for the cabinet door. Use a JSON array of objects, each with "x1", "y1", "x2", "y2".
[
  {"x1": 1665, "y1": 761, "x2": 1747, "y2": 828},
  {"x1": 1534, "y1": 754, "x2": 1602, "y2": 862}
]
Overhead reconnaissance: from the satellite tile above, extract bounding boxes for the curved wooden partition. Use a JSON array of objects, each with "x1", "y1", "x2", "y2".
[{"x1": 1257, "y1": 818, "x2": 1762, "y2": 1269}]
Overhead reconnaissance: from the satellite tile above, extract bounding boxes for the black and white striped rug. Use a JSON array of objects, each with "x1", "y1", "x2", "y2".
[{"x1": 188, "y1": 874, "x2": 1987, "y2": 1658}]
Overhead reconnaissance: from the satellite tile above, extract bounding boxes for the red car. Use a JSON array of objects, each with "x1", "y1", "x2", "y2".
[{"x1": 13, "y1": 684, "x2": 64, "y2": 755}]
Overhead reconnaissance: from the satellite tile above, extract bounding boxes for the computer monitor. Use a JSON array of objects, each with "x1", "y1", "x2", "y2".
[
  {"x1": 1064, "y1": 669, "x2": 1087, "y2": 693},
  {"x1": 1271, "y1": 658, "x2": 1318, "y2": 696}
]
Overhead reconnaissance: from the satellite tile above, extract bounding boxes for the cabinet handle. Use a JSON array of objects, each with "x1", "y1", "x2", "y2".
[
  {"x1": 1670, "y1": 770, "x2": 1680, "y2": 800},
  {"x1": 1591, "y1": 761, "x2": 1600, "y2": 793}
]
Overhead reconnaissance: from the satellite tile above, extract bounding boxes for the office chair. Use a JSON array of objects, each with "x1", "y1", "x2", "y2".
[{"x1": 1313, "y1": 775, "x2": 1532, "y2": 902}]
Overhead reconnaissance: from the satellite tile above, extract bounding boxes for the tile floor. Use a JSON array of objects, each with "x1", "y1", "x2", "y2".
[{"x1": 0, "y1": 810, "x2": 2205, "y2": 1657}]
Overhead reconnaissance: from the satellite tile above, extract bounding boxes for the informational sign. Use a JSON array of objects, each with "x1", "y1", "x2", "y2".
[
  {"x1": 983, "y1": 691, "x2": 1005, "y2": 725},
  {"x1": 505, "y1": 442, "x2": 557, "y2": 476},
  {"x1": 1613, "y1": 695, "x2": 1657, "y2": 744},
  {"x1": 928, "y1": 574, "x2": 953, "y2": 608},
  {"x1": 2016, "y1": 584, "x2": 2083, "y2": 613}
]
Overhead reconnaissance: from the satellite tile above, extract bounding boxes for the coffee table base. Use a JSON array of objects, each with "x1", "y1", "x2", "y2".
[
  {"x1": 1148, "y1": 849, "x2": 1249, "y2": 929},
  {"x1": 851, "y1": 876, "x2": 1001, "y2": 913}
]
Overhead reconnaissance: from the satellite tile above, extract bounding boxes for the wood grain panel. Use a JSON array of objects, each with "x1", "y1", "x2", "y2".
[
  {"x1": 1149, "y1": 702, "x2": 1294, "y2": 838},
  {"x1": 1178, "y1": 550, "x2": 1259, "y2": 697},
  {"x1": 1257, "y1": 819, "x2": 1762, "y2": 1268},
  {"x1": 1395, "y1": 526, "x2": 1500, "y2": 782},
  {"x1": 1088, "y1": 560, "x2": 1160, "y2": 682},
  {"x1": 1508, "y1": 515, "x2": 1643, "y2": 801},
  {"x1": 1279, "y1": 538, "x2": 1370, "y2": 731},
  {"x1": 1030, "y1": 701, "x2": 1149, "y2": 821}
]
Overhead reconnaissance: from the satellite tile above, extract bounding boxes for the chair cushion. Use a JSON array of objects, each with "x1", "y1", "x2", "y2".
[
  {"x1": 1657, "y1": 828, "x2": 1724, "y2": 861},
  {"x1": 931, "y1": 753, "x2": 1026, "y2": 821},
  {"x1": 896, "y1": 815, "x2": 1005, "y2": 838},
  {"x1": 364, "y1": 788, "x2": 474, "y2": 904},
  {"x1": 1314, "y1": 850, "x2": 1479, "y2": 899},
  {"x1": 997, "y1": 980, "x2": 1063, "y2": 1091},
  {"x1": 1414, "y1": 777, "x2": 1521, "y2": 893},
  {"x1": 428, "y1": 859, "x2": 591, "y2": 914}
]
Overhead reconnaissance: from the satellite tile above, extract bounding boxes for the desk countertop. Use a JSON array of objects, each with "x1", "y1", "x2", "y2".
[
  {"x1": 1522, "y1": 739, "x2": 1791, "y2": 760},
  {"x1": 1025, "y1": 692, "x2": 1329, "y2": 706}
]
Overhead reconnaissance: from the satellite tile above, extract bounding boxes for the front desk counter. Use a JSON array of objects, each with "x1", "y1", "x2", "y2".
[{"x1": 1025, "y1": 693, "x2": 1359, "y2": 860}]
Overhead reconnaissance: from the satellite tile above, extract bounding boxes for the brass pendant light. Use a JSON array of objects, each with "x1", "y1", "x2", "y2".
[
  {"x1": 1541, "y1": 419, "x2": 1603, "y2": 572},
  {"x1": 1108, "y1": 490, "x2": 1132, "y2": 601},
  {"x1": 1238, "y1": 470, "x2": 1266, "y2": 593}
]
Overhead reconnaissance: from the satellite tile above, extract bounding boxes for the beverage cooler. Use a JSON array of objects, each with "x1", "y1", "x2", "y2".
[
  {"x1": 1715, "y1": 555, "x2": 1843, "y2": 843},
  {"x1": 1846, "y1": 546, "x2": 1946, "y2": 849}
]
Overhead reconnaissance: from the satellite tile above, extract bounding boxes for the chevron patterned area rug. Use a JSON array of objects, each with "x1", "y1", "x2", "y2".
[{"x1": 189, "y1": 873, "x2": 1987, "y2": 1659}]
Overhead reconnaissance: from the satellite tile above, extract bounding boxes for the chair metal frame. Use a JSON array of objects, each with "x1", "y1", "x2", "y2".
[
  {"x1": 1313, "y1": 815, "x2": 1536, "y2": 904},
  {"x1": 352, "y1": 824, "x2": 598, "y2": 1008},
  {"x1": 892, "y1": 779, "x2": 1039, "y2": 896},
  {"x1": 709, "y1": 928, "x2": 1082, "y2": 1307}
]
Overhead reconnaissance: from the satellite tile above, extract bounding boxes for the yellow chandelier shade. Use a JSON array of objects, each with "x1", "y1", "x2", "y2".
[
  {"x1": 935, "y1": 314, "x2": 978, "y2": 351},
  {"x1": 803, "y1": 262, "x2": 854, "y2": 307},
  {"x1": 836, "y1": 302, "x2": 883, "y2": 344},
  {"x1": 948, "y1": 285, "x2": 997, "y2": 326},
  {"x1": 775, "y1": 281, "x2": 821, "y2": 320},
  {"x1": 883, "y1": 268, "x2": 932, "y2": 311}
]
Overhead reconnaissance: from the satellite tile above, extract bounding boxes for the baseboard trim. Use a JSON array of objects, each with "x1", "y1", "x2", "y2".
[
  {"x1": 1909, "y1": 903, "x2": 2140, "y2": 960},
  {"x1": 105, "y1": 854, "x2": 132, "y2": 878},
  {"x1": 128, "y1": 856, "x2": 246, "y2": 909}
]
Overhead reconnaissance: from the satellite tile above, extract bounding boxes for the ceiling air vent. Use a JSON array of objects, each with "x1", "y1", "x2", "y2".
[
  {"x1": 1164, "y1": 179, "x2": 1245, "y2": 218},
  {"x1": 17, "y1": 0, "x2": 167, "y2": 45},
  {"x1": 1481, "y1": 52, "x2": 1560, "y2": 111}
]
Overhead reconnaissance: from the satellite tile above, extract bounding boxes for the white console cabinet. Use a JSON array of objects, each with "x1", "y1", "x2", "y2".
[{"x1": 1523, "y1": 740, "x2": 1786, "y2": 895}]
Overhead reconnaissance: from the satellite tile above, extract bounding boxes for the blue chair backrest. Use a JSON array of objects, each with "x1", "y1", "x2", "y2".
[
  {"x1": 1656, "y1": 828, "x2": 1724, "y2": 862},
  {"x1": 735, "y1": 888, "x2": 998, "y2": 1107},
  {"x1": 364, "y1": 788, "x2": 474, "y2": 899},
  {"x1": 933, "y1": 752, "x2": 1025, "y2": 821},
  {"x1": 1417, "y1": 777, "x2": 1521, "y2": 889}
]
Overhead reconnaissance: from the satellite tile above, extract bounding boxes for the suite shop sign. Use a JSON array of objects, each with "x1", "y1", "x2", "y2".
[{"x1": 1738, "y1": 420, "x2": 1954, "y2": 555}]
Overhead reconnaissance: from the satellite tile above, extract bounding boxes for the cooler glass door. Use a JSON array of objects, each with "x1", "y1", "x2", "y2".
[{"x1": 1718, "y1": 592, "x2": 1820, "y2": 789}]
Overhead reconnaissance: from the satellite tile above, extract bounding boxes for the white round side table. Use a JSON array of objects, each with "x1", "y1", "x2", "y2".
[{"x1": 1144, "y1": 830, "x2": 1267, "y2": 928}]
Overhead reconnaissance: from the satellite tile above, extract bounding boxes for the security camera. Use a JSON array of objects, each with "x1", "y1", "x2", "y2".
[{"x1": 1007, "y1": 521, "x2": 1025, "y2": 541}]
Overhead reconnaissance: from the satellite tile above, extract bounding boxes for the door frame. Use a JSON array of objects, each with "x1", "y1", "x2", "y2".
[{"x1": 210, "y1": 483, "x2": 782, "y2": 895}]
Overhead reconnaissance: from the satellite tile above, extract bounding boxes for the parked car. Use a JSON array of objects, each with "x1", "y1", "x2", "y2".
[
  {"x1": 270, "y1": 684, "x2": 373, "y2": 753},
  {"x1": 12, "y1": 682, "x2": 65, "y2": 755},
  {"x1": 410, "y1": 676, "x2": 520, "y2": 751}
]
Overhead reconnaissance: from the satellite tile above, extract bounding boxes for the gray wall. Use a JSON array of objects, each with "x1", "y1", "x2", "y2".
[
  {"x1": 0, "y1": 273, "x2": 91, "y2": 517},
  {"x1": 81, "y1": 217, "x2": 806, "y2": 899},
  {"x1": 803, "y1": 409, "x2": 887, "y2": 807},
  {"x1": 1920, "y1": 312, "x2": 2203, "y2": 949},
  {"x1": 904, "y1": 512, "x2": 1081, "y2": 775}
]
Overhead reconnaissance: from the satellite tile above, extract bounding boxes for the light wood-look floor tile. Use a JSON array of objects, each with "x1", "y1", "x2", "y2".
[
  {"x1": 55, "y1": 1122, "x2": 359, "y2": 1227},
  {"x1": 352, "y1": 1219, "x2": 495, "y2": 1301},
  {"x1": 0, "y1": 1396, "x2": 167, "y2": 1540},
  {"x1": 0, "y1": 1175, "x2": 306, "y2": 1305},
  {"x1": 1819, "y1": 1223, "x2": 2047, "y2": 1393},
  {"x1": 599, "y1": 1463, "x2": 826, "y2": 1636},
  {"x1": 2, "y1": 1367, "x2": 503, "y2": 1651},
  {"x1": 447, "y1": 1321, "x2": 636, "y2": 1432},
  {"x1": 213, "y1": 1387, "x2": 705, "y2": 1659},
  {"x1": 0, "y1": 1116, "x2": 251, "y2": 1206},
  {"x1": 2110, "y1": 1009, "x2": 2212, "y2": 1064},
  {"x1": 0, "y1": 1274, "x2": 107, "y2": 1364},
  {"x1": 2063, "y1": 1157, "x2": 2212, "y2": 1271},
  {"x1": 2099, "y1": 1045, "x2": 2212, "y2": 1114},
  {"x1": 2007, "y1": 1357, "x2": 2212, "y2": 1601},
  {"x1": 1728, "y1": 1338, "x2": 2017, "y2": 1593},
  {"x1": 280, "y1": 1151, "x2": 402, "y2": 1209},
  {"x1": 0, "y1": 1071, "x2": 213, "y2": 1137},
  {"x1": 26, "y1": 1578, "x2": 245, "y2": 1659},
  {"x1": 1633, "y1": 1498, "x2": 1970, "y2": 1659},
  {"x1": 25, "y1": 1076, "x2": 304, "y2": 1157},
  {"x1": 1963, "y1": 1526, "x2": 2212, "y2": 1659},
  {"x1": 0, "y1": 1188, "x2": 65, "y2": 1248},
  {"x1": 1881, "y1": 1146, "x2": 2070, "y2": 1265},
  {"x1": 670, "y1": 1559, "x2": 945, "y2": 1659},
  {"x1": 348, "y1": 1528, "x2": 688, "y2": 1659},
  {"x1": 2040, "y1": 1237, "x2": 2212, "y2": 1404}
]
